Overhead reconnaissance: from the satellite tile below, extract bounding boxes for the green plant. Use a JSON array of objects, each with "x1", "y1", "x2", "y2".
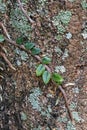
[
  {"x1": 36, "y1": 63, "x2": 64, "y2": 85},
  {"x1": 16, "y1": 36, "x2": 41, "y2": 55},
  {"x1": 52, "y1": 73, "x2": 64, "y2": 84},
  {"x1": 42, "y1": 56, "x2": 51, "y2": 64},
  {"x1": 16, "y1": 36, "x2": 64, "y2": 85},
  {"x1": 42, "y1": 71, "x2": 51, "y2": 84},
  {"x1": 36, "y1": 64, "x2": 45, "y2": 76}
]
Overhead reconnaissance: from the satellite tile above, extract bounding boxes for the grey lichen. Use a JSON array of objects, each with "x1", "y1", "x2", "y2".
[
  {"x1": 53, "y1": 10, "x2": 72, "y2": 40},
  {"x1": 28, "y1": 87, "x2": 42, "y2": 111},
  {"x1": 81, "y1": 0, "x2": 87, "y2": 10},
  {"x1": 28, "y1": 87, "x2": 51, "y2": 118},
  {"x1": 66, "y1": 121, "x2": 76, "y2": 130},
  {"x1": 55, "y1": 65, "x2": 66, "y2": 73},
  {"x1": 58, "y1": 11, "x2": 72, "y2": 26},
  {"x1": 10, "y1": 6, "x2": 32, "y2": 38}
]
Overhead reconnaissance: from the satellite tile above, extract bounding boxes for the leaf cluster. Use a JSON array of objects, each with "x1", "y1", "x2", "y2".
[
  {"x1": 36, "y1": 64, "x2": 63, "y2": 85},
  {"x1": 16, "y1": 36, "x2": 63, "y2": 85},
  {"x1": 16, "y1": 37, "x2": 41, "y2": 55},
  {"x1": 0, "y1": 34, "x2": 64, "y2": 86},
  {"x1": 16, "y1": 36, "x2": 64, "y2": 85}
]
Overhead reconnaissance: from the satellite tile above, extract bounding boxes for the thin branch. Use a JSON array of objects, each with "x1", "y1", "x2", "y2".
[
  {"x1": 0, "y1": 22, "x2": 10, "y2": 39},
  {"x1": 17, "y1": 0, "x2": 35, "y2": 24},
  {"x1": 5, "y1": 37, "x2": 39, "y2": 58},
  {"x1": 59, "y1": 85, "x2": 73, "y2": 121},
  {"x1": 0, "y1": 52, "x2": 16, "y2": 71},
  {"x1": 5, "y1": 37, "x2": 52, "y2": 73}
]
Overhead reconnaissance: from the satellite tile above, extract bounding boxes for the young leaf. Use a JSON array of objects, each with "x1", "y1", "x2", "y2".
[
  {"x1": 31, "y1": 47, "x2": 41, "y2": 55},
  {"x1": 42, "y1": 71, "x2": 51, "y2": 84},
  {"x1": 42, "y1": 56, "x2": 51, "y2": 64},
  {"x1": 0, "y1": 34, "x2": 4, "y2": 42},
  {"x1": 24, "y1": 42, "x2": 35, "y2": 50},
  {"x1": 36, "y1": 64, "x2": 45, "y2": 76},
  {"x1": 16, "y1": 37, "x2": 24, "y2": 44},
  {"x1": 52, "y1": 73, "x2": 64, "y2": 84}
]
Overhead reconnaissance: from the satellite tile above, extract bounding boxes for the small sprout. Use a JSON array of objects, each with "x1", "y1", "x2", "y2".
[
  {"x1": 36, "y1": 64, "x2": 45, "y2": 76},
  {"x1": 42, "y1": 71, "x2": 51, "y2": 84}
]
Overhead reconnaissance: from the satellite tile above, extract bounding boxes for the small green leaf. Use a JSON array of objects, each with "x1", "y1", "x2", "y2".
[
  {"x1": 42, "y1": 56, "x2": 51, "y2": 64},
  {"x1": 42, "y1": 71, "x2": 51, "y2": 84},
  {"x1": 36, "y1": 64, "x2": 45, "y2": 76},
  {"x1": 0, "y1": 34, "x2": 4, "y2": 42},
  {"x1": 31, "y1": 47, "x2": 41, "y2": 55},
  {"x1": 16, "y1": 37, "x2": 24, "y2": 44},
  {"x1": 52, "y1": 73, "x2": 63, "y2": 84},
  {"x1": 24, "y1": 42, "x2": 35, "y2": 50}
]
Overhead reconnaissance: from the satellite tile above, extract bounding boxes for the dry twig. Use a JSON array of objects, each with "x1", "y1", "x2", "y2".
[
  {"x1": 0, "y1": 52, "x2": 16, "y2": 71},
  {"x1": 0, "y1": 22, "x2": 16, "y2": 71},
  {"x1": 5, "y1": 37, "x2": 51, "y2": 73},
  {"x1": 59, "y1": 85, "x2": 73, "y2": 121},
  {"x1": 0, "y1": 22, "x2": 10, "y2": 39}
]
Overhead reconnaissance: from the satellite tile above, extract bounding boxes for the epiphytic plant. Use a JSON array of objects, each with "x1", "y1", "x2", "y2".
[{"x1": 16, "y1": 36, "x2": 64, "y2": 85}]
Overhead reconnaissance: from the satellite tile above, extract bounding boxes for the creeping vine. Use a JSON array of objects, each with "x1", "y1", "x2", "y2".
[
  {"x1": 0, "y1": 23, "x2": 73, "y2": 121},
  {"x1": 0, "y1": 0, "x2": 73, "y2": 121}
]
